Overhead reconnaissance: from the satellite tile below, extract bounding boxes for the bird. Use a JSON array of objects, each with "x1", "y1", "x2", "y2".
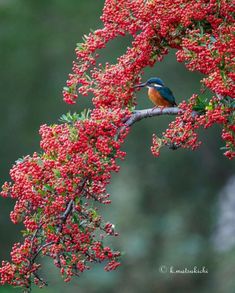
[{"x1": 134, "y1": 77, "x2": 177, "y2": 107}]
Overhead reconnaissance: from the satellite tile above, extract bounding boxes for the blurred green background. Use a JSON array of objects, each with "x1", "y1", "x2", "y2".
[{"x1": 1, "y1": 1, "x2": 235, "y2": 292}]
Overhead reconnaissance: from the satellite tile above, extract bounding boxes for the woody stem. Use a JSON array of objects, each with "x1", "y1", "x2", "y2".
[{"x1": 123, "y1": 107, "x2": 182, "y2": 128}]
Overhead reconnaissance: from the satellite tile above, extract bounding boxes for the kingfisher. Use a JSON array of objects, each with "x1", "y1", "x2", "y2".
[{"x1": 134, "y1": 77, "x2": 177, "y2": 107}]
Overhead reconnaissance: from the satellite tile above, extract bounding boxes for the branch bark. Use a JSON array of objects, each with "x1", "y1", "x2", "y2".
[{"x1": 124, "y1": 107, "x2": 182, "y2": 127}]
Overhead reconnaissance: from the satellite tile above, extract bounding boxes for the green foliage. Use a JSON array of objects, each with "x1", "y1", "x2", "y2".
[
  {"x1": 193, "y1": 94, "x2": 210, "y2": 113},
  {"x1": 59, "y1": 109, "x2": 91, "y2": 124},
  {"x1": 15, "y1": 156, "x2": 27, "y2": 164},
  {"x1": 222, "y1": 96, "x2": 235, "y2": 109}
]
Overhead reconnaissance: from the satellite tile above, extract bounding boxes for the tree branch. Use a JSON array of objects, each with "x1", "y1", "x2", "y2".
[
  {"x1": 124, "y1": 107, "x2": 182, "y2": 127},
  {"x1": 25, "y1": 107, "x2": 193, "y2": 288}
]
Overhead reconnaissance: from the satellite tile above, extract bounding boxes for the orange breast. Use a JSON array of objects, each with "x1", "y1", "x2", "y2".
[{"x1": 148, "y1": 88, "x2": 171, "y2": 107}]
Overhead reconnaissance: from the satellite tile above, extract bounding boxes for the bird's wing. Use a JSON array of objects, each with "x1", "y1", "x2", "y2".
[{"x1": 156, "y1": 86, "x2": 176, "y2": 105}]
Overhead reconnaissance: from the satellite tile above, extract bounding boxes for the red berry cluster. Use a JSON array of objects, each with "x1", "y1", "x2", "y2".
[
  {"x1": 64, "y1": 0, "x2": 234, "y2": 157},
  {"x1": 1, "y1": 0, "x2": 234, "y2": 291},
  {"x1": 152, "y1": 96, "x2": 234, "y2": 157},
  {"x1": 0, "y1": 109, "x2": 128, "y2": 289}
]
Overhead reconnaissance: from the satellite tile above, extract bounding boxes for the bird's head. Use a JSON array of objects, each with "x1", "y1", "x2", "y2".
[{"x1": 134, "y1": 77, "x2": 165, "y2": 89}]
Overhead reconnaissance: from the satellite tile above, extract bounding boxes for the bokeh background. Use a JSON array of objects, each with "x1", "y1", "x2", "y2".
[{"x1": 1, "y1": 1, "x2": 235, "y2": 293}]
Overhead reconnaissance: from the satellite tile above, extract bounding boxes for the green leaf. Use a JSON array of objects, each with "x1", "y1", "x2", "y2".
[
  {"x1": 37, "y1": 158, "x2": 44, "y2": 167},
  {"x1": 48, "y1": 225, "x2": 56, "y2": 232},
  {"x1": 193, "y1": 94, "x2": 212, "y2": 113},
  {"x1": 220, "y1": 146, "x2": 229, "y2": 150},
  {"x1": 220, "y1": 70, "x2": 227, "y2": 82},
  {"x1": 205, "y1": 104, "x2": 213, "y2": 111},
  {"x1": 37, "y1": 207, "x2": 43, "y2": 214},
  {"x1": 63, "y1": 86, "x2": 71, "y2": 93},
  {"x1": 15, "y1": 156, "x2": 26, "y2": 164},
  {"x1": 80, "y1": 108, "x2": 91, "y2": 120},
  {"x1": 21, "y1": 229, "x2": 31, "y2": 236},
  {"x1": 38, "y1": 189, "x2": 46, "y2": 196},
  {"x1": 210, "y1": 36, "x2": 216, "y2": 43},
  {"x1": 53, "y1": 168, "x2": 61, "y2": 178},
  {"x1": 72, "y1": 213, "x2": 80, "y2": 224},
  {"x1": 76, "y1": 43, "x2": 86, "y2": 51},
  {"x1": 59, "y1": 110, "x2": 91, "y2": 124},
  {"x1": 221, "y1": 96, "x2": 235, "y2": 108},
  {"x1": 44, "y1": 184, "x2": 54, "y2": 192},
  {"x1": 75, "y1": 197, "x2": 82, "y2": 205}
]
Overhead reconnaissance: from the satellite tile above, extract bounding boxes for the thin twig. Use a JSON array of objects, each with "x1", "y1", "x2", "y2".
[
  {"x1": 60, "y1": 200, "x2": 74, "y2": 224},
  {"x1": 31, "y1": 241, "x2": 55, "y2": 264},
  {"x1": 33, "y1": 271, "x2": 48, "y2": 287}
]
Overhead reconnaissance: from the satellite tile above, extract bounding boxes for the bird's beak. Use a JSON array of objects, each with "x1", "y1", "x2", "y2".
[{"x1": 133, "y1": 82, "x2": 147, "y2": 89}]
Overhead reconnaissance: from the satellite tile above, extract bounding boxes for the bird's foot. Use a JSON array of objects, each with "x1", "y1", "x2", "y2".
[
  {"x1": 151, "y1": 105, "x2": 166, "y2": 112},
  {"x1": 151, "y1": 105, "x2": 159, "y2": 111}
]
